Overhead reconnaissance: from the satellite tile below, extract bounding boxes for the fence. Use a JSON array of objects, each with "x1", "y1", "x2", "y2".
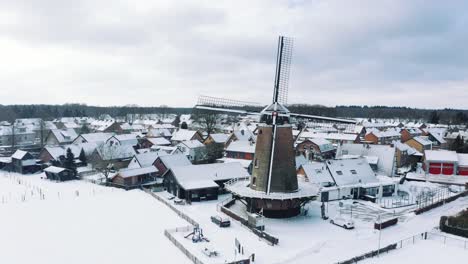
[
  {"x1": 336, "y1": 231, "x2": 468, "y2": 263},
  {"x1": 220, "y1": 199, "x2": 279, "y2": 246},
  {"x1": 164, "y1": 226, "x2": 205, "y2": 264},
  {"x1": 143, "y1": 188, "x2": 199, "y2": 227},
  {"x1": 415, "y1": 189, "x2": 468, "y2": 215}
]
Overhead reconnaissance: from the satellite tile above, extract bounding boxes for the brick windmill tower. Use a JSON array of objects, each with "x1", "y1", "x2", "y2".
[{"x1": 195, "y1": 36, "x2": 355, "y2": 218}]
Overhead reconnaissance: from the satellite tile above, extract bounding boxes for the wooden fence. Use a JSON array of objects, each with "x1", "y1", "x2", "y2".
[{"x1": 143, "y1": 188, "x2": 199, "y2": 227}]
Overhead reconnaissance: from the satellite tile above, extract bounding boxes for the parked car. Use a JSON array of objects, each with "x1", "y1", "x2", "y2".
[
  {"x1": 210, "y1": 215, "x2": 231, "y2": 227},
  {"x1": 330, "y1": 216, "x2": 354, "y2": 229},
  {"x1": 174, "y1": 198, "x2": 185, "y2": 205}
]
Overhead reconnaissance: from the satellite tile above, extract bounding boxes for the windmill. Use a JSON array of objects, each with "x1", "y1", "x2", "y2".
[{"x1": 195, "y1": 36, "x2": 355, "y2": 218}]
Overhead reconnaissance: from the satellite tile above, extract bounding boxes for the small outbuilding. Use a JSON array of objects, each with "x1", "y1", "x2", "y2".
[{"x1": 44, "y1": 166, "x2": 76, "y2": 181}]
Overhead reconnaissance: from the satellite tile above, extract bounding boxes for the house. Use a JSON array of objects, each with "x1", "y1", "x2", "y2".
[
  {"x1": 38, "y1": 145, "x2": 83, "y2": 164},
  {"x1": 105, "y1": 134, "x2": 138, "y2": 147},
  {"x1": 393, "y1": 141, "x2": 423, "y2": 171},
  {"x1": 176, "y1": 140, "x2": 207, "y2": 163},
  {"x1": 295, "y1": 138, "x2": 335, "y2": 161},
  {"x1": 45, "y1": 129, "x2": 78, "y2": 146},
  {"x1": 323, "y1": 158, "x2": 396, "y2": 201},
  {"x1": 204, "y1": 133, "x2": 232, "y2": 147},
  {"x1": 364, "y1": 129, "x2": 401, "y2": 145},
  {"x1": 147, "y1": 128, "x2": 172, "y2": 138},
  {"x1": 297, "y1": 162, "x2": 334, "y2": 187},
  {"x1": 423, "y1": 150, "x2": 468, "y2": 176},
  {"x1": 128, "y1": 151, "x2": 167, "y2": 169},
  {"x1": 229, "y1": 128, "x2": 256, "y2": 144},
  {"x1": 89, "y1": 144, "x2": 136, "y2": 169},
  {"x1": 139, "y1": 137, "x2": 171, "y2": 149},
  {"x1": 164, "y1": 162, "x2": 249, "y2": 202},
  {"x1": 425, "y1": 131, "x2": 447, "y2": 149},
  {"x1": 400, "y1": 128, "x2": 423, "y2": 142},
  {"x1": 44, "y1": 166, "x2": 76, "y2": 181},
  {"x1": 110, "y1": 166, "x2": 159, "y2": 189},
  {"x1": 298, "y1": 131, "x2": 359, "y2": 144},
  {"x1": 340, "y1": 143, "x2": 396, "y2": 176},
  {"x1": 405, "y1": 136, "x2": 433, "y2": 153},
  {"x1": 103, "y1": 122, "x2": 133, "y2": 134},
  {"x1": 11, "y1": 150, "x2": 40, "y2": 174},
  {"x1": 72, "y1": 132, "x2": 113, "y2": 145},
  {"x1": 225, "y1": 140, "x2": 255, "y2": 160},
  {"x1": 153, "y1": 154, "x2": 192, "y2": 176},
  {"x1": 170, "y1": 129, "x2": 203, "y2": 145}
]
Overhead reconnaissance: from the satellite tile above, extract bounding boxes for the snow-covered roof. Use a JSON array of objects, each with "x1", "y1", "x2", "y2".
[
  {"x1": 96, "y1": 144, "x2": 136, "y2": 160},
  {"x1": 50, "y1": 129, "x2": 78, "y2": 144},
  {"x1": 226, "y1": 140, "x2": 255, "y2": 153},
  {"x1": 11, "y1": 150, "x2": 29, "y2": 160},
  {"x1": 179, "y1": 140, "x2": 204, "y2": 149},
  {"x1": 43, "y1": 145, "x2": 82, "y2": 160},
  {"x1": 146, "y1": 137, "x2": 171, "y2": 146},
  {"x1": 147, "y1": 128, "x2": 172, "y2": 138},
  {"x1": 159, "y1": 154, "x2": 192, "y2": 170},
  {"x1": 116, "y1": 166, "x2": 158, "y2": 178},
  {"x1": 300, "y1": 163, "x2": 334, "y2": 185},
  {"x1": 169, "y1": 162, "x2": 249, "y2": 190},
  {"x1": 458, "y1": 154, "x2": 468, "y2": 167},
  {"x1": 171, "y1": 129, "x2": 199, "y2": 142},
  {"x1": 326, "y1": 158, "x2": 378, "y2": 186},
  {"x1": 341, "y1": 143, "x2": 396, "y2": 176},
  {"x1": 216, "y1": 158, "x2": 252, "y2": 169},
  {"x1": 76, "y1": 133, "x2": 113, "y2": 144},
  {"x1": 412, "y1": 136, "x2": 433, "y2": 146},
  {"x1": 425, "y1": 150, "x2": 459, "y2": 162},
  {"x1": 151, "y1": 145, "x2": 178, "y2": 154},
  {"x1": 394, "y1": 141, "x2": 423, "y2": 156},
  {"x1": 208, "y1": 133, "x2": 231, "y2": 144},
  {"x1": 132, "y1": 151, "x2": 167, "y2": 168},
  {"x1": 111, "y1": 134, "x2": 138, "y2": 145},
  {"x1": 299, "y1": 132, "x2": 358, "y2": 142},
  {"x1": 44, "y1": 166, "x2": 66, "y2": 174}
]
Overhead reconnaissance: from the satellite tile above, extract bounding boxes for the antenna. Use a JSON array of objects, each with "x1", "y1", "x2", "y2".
[{"x1": 273, "y1": 36, "x2": 293, "y2": 105}]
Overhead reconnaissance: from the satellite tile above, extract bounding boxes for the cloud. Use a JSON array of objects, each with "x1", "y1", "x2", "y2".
[{"x1": 0, "y1": 0, "x2": 467, "y2": 109}]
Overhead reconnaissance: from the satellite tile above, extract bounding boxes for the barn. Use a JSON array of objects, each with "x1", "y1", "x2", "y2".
[{"x1": 44, "y1": 166, "x2": 76, "y2": 181}]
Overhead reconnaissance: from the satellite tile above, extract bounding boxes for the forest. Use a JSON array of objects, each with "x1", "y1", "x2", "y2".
[{"x1": 0, "y1": 103, "x2": 467, "y2": 125}]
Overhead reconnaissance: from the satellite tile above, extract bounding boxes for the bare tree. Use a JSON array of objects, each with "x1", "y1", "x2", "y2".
[{"x1": 192, "y1": 109, "x2": 219, "y2": 136}]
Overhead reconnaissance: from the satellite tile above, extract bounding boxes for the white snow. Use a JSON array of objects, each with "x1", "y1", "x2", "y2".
[{"x1": 0, "y1": 172, "x2": 190, "y2": 264}]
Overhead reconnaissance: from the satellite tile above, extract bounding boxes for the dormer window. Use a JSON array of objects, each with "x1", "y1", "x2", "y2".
[{"x1": 336, "y1": 171, "x2": 343, "y2": 175}]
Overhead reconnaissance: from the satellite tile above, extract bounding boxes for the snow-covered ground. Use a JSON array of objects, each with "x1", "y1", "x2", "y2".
[
  {"x1": 1, "y1": 170, "x2": 467, "y2": 264},
  {"x1": 0, "y1": 172, "x2": 190, "y2": 264},
  {"x1": 173, "y1": 191, "x2": 468, "y2": 264}
]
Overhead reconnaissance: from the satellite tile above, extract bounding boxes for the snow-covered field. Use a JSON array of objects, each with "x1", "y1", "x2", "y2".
[
  {"x1": 0, "y1": 172, "x2": 190, "y2": 264},
  {"x1": 1, "y1": 170, "x2": 467, "y2": 264}
]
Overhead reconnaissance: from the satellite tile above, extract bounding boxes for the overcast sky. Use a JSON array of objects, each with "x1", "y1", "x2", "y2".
[{"x1": 1, "y1": 0, "x2": 467, "y2": 109}]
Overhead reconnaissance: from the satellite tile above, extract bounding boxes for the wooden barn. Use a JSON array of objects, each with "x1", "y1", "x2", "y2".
[
  {"x1": 11, "y1": 150, "x2": 40, "y2": 174},
  {"x1": 163, "y1": 162, "x2": 249, "y2": 202},
  {"x1": 110, "y1": 166, "x2": 159, "y2": 189},
  {"x1": 44, "y1": 166, "x2": 76, "y2": 181}
]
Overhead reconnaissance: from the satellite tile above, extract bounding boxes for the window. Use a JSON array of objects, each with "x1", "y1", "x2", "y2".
[
  {"x1": 252, "y1": 177, "x2": 256, "y2": 185},
  {"x1": 350, "y1": 170, "x2": 357, "y2": 174},
  {"x1": 254, "y1": 158, "x2": 258, "y2": 168},
  {"x1": 336, "y1": 171, "x2": 343, "y2": 175},
  {"x1": 258, "y1": 129, "x2": 262, "y2": 134}
]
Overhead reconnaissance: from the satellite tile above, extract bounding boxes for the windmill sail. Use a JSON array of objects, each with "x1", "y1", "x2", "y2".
[{"x1": 273, "y1": 36, "x2": 293, "y2": 105}]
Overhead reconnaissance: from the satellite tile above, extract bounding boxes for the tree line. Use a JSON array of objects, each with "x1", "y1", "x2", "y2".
[{"x1": 1, "y1": 103, "x2": 467, "y2": 125}]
